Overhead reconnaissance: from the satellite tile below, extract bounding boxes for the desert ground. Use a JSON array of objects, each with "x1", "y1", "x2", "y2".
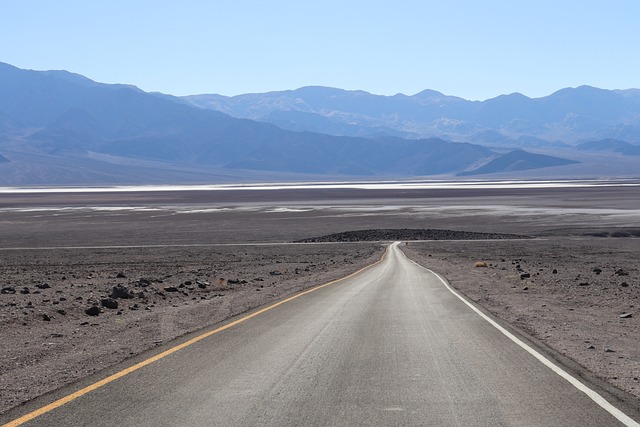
[{"x1": 1, "y1": 182, "x2": 639, "y2": 414}]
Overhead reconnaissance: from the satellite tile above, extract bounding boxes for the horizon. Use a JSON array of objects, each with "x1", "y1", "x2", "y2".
[
  {"x1": 2, "y1": 1, "x2": 639, "y2": 101},
  {"x1": 5, "y1": 60, "x2": 640, "y2": 102}
]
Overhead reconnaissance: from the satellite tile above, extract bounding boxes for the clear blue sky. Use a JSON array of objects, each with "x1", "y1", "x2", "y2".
[{"x1": 2, "y1": 0, "x2": 639, "y2": 100}]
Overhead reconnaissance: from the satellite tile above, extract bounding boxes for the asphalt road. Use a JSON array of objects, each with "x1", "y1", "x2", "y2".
[{"x1": 4, "y1": 243, "x2": 639, "y2": 426}]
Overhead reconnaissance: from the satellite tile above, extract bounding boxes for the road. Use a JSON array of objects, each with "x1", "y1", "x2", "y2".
[{"x1": 3, "y1": 242, "x2": 639, "y2": 426}]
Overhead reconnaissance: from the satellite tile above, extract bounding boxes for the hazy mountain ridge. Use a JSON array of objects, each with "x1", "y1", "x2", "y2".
[
  {"x1": 184, "y1": 85, "x2": 640, "y2": 145},
  {"x1": 0, "y1": 61, "x2": 580, "y2": 184}
]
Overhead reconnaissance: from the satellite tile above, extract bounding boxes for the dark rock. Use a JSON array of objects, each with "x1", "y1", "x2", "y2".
[
  {"x1": 42, "y1": 314, "x2": 51, "y2": 321},
  {"x1": 1, "y1": 286, "x2": 16, "y2": 294},
  {"x1": 593, "y1": 267, "x2": 602, "y2": 275},
  {"x1": 620, "y1": 282, "x2": 629, "y2": 288},
  {"x1": 197, "y1": 282, "x2": 207, "y2": 289},
  {"x1": 578, "y1": 282, "x2": 590, "y2": 286},
  {"x1": 615, "y1": 269, "x2": 629, "y2": 276},
  {"x1": 552, "y1": 269, "x2": 558, "y2": 274},
  {"x1": 619, "y1": 313, "x2": 633, "y2": 319},
  {"x1": 36, "y1": 283, "x2": 51, "y2": 289},
  {"x1": 101, "y1": 298, "x2": 119, "y2": 309},
  {"x1": 520, "y1": 273, "x2": 531, "y2": 279},
  {"x1": 164, "y1": 286, "x2": 179, "y2": 292},
  {"x1": 116, "y1": 272, "x2": 127, "y2": 278},
  {"x1": 588, "y1": 345, "x2": 595, "y2": 350},
  {"x1": 269, "y1": 271, "x2": 283, "y2": 276},
  {"x1": 110, "y1": 284, "x2": 134, "y2": 299},
  {"x1": 522, "y1": 286, "x2": 529, "y2": 291},
  {"x1": 85, "y1": 306, "x2": 101, "y2": 316},
  {"x1": 184, "y1": 280, "x2": 192, "y2": 286},
  {"x1": 138, "y1": 278, "x2": 152, "y2": 287},
  {"x1": 57, "y1": 309, "x2": 67, "y2": 315},
  {"x1": 20, "y1": 287, "x2": 30, "y2": 294},
  {"x1": 605, "y1": 348, "x2": 616, "y2": 353}
]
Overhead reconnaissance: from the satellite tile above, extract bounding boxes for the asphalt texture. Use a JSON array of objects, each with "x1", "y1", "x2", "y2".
[{"x1": 4, "y1": 243, "x2": 637, "y2": 426}]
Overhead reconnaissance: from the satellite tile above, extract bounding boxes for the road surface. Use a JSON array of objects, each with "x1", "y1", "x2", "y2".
[{"x1": 3, "y1": 243, "x2": 639, "y2": 426}]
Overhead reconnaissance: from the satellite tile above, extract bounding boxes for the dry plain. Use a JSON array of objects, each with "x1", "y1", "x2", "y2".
[{"x1": 0, "y1": 182, "x2": 639, "y2": 415}]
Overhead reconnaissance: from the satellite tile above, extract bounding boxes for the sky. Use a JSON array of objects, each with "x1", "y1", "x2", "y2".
[{"x1": 1, "y1": 0, "x2": 639, "y2": 100}]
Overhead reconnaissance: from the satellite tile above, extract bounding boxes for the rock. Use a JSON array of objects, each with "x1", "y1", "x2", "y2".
[
  {"x1": 20, "y1": 287, "x2": 30, "y2": 294},
  {"x1": 615, "y1": 269, "x2": 629, "y2": 276},
  {"x1": 1, "y1": 286, "x2": 16, "y2": 294},
  {"x1": 620, "y1": 282, "x2": 629, "y2": 288},
  {"x1": 116, "y1": 272, "x2": 127, "y2": 278},
  {"x1": 552, "y1": 269, "x2": 558, "y2": 274},
  {"x1": 57, "y1": 309, "x2": 67, "y2": 315},
  {"x1": 110, "y1": 284, "x2": 134, "y2": 299},
  {"x1": 520, "y1": 273, "x2": 531, "y2": 279},
  {"x1": 269, "y1": 270, "x2": 283, "y2": 276},
  {"x1": 522, "y1": 286, "x2": 529, "y2": 291},
  {"x1": 42, "y1": 314, "x2": 51, "y2": 321},
  {"x1": 197, "y1": 282, "x2": 207, "y2": 289},
  {"x1": 593, "y1": 267, "x2": 602, "y2": 275},
  {"x1": 164, "y1": 286, "x2": 179, "y2": 293},
  {"x1": 184, "y1": 280, "x2": 192, "y2": 286},
  {"x1": 578, "y1": 282, "x2": 590, "y2": 286},
  {"x1": 138, "y1": 278, "x2": 152, "y2": 287},
  {"x1": 588, "y1": 345, "x2": 595, "y2": 350},
  {"x1": 36, "y1": 283, "x2": 51, "y2": 289},
  {"x1": 101, "y1": 298, "x2": 119, "y2": 309},
  {"x1": 85, "y1": 306, "x2": 101, "y2": 316},
  {"x1": 619, "y1": 313, "x2": 633, "y2": 319},
  {"x1": 605, "y1": 348, "x2": 616, "y2": 353}
]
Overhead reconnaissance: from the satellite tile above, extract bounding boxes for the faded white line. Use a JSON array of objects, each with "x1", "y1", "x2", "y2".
[{"x1": 399, "y1": 245, "x2": 640, "y2": 427}]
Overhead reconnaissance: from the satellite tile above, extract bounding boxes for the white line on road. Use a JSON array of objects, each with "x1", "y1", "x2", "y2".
[{"x1": 400, "y1": 246, "x2": 640, "y2": 427}]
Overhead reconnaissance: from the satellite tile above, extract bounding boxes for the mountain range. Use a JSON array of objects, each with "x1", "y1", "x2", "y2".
[{"x1": 0, "y1": 61, "x2": 638, "y2": 185}]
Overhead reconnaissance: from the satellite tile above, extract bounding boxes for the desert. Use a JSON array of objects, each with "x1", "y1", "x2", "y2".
[{"x1": 1, "y1": 181, "x2": 639, "y2": 416}]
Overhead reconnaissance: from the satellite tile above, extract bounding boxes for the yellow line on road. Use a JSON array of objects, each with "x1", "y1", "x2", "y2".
[{"x1": 2, "y1": 245, "x2": 390, "y2": 427}]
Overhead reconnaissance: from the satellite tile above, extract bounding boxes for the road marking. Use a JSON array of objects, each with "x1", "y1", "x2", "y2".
[
  {"x1": 400, "y1": 245, "x2": 640, "y2": 427},
  {"x1": 1, "y1": 245, "x2": 391, "y2": 427}
]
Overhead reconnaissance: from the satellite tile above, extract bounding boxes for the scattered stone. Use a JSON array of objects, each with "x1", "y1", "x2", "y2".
[
  {"x1": 578, "y1": 282, "x2": 590, "y2": 286},
  {"x1": 85, "y1": 306, "x2": 101, "y2": 316},
  {"x1": 269, "y1": 270, "x2": 283, "y2": 276},
  {"x1": 615, "y1": 269, "x2": 629, "y2": 276},
  {"x1": 138, "y1": 278, "x2": 152, "y2": 287},
  {"x1": 20, "y1": 287, "x2": 30, "y2": 294},
  {"x1": 552, "y1": 269, "x2": 558, "y2": 274},
  {"x1": 42, "y1": 314, "x2": 51, "y2": 321},
  {"x1": 164, "y1": 286, "x2": 179, "y2": 293},
  {"x1": 101, "y1": 298, "x2": 119, "y2": 309},
  {"x1": 620, "y1": 282, "x2": 629, "y2": 288},
  {"x1": 520, "y1": 273, "x2": 531, "y2": 279},
  {"x1": 522, "y1": 286, "x2": 529, "y2": 291},
  {"x1": 197, "y1": 282, "x2": 207, "y2": 289},
  {"x1": 605, "y1": 348, "x2": 616, "y2": 353},
  {"x1": 110, "y1": 284, "x2": 134, "y2": 299},
  {"x1": 36, "y1": 283, "x2": 51, "y2": 289},
  {"x1": 57, "y1": 309, "x2": 67, "y2": 316},
  {"x1": 588, "y1": 345, "x2": 595, "y2": 350},
  {"x1": 1, "y1": 286, "x2": 16, "y2": 294},
  {"x1": 116, "y1": 272, "x2": 127, "y2": 278},
  {"x1": 184, "y1": 280, "x2": 192, "y2": 286},
  {"x1": 593, "y1": 268, "x2": 602, "y2": 275},
  {"x1": 619, "y1": 313, "x2": 633, "y2": 319}
]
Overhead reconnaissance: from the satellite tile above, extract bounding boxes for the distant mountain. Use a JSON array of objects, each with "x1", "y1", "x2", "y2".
[
  {"x1": 184, "y1": 85, "x2": 640, "y2": 146},
  {"x1": 458, "y1": 150, "x2": 579, "y2": 176},
  {"x1": 1, "y1": 61, "x2": 579, "y2": 185}
]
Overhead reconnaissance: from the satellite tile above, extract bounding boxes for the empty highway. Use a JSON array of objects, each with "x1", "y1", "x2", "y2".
[{"x1": 3, "y1": 243, "x2": 639, "y2": 426}]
